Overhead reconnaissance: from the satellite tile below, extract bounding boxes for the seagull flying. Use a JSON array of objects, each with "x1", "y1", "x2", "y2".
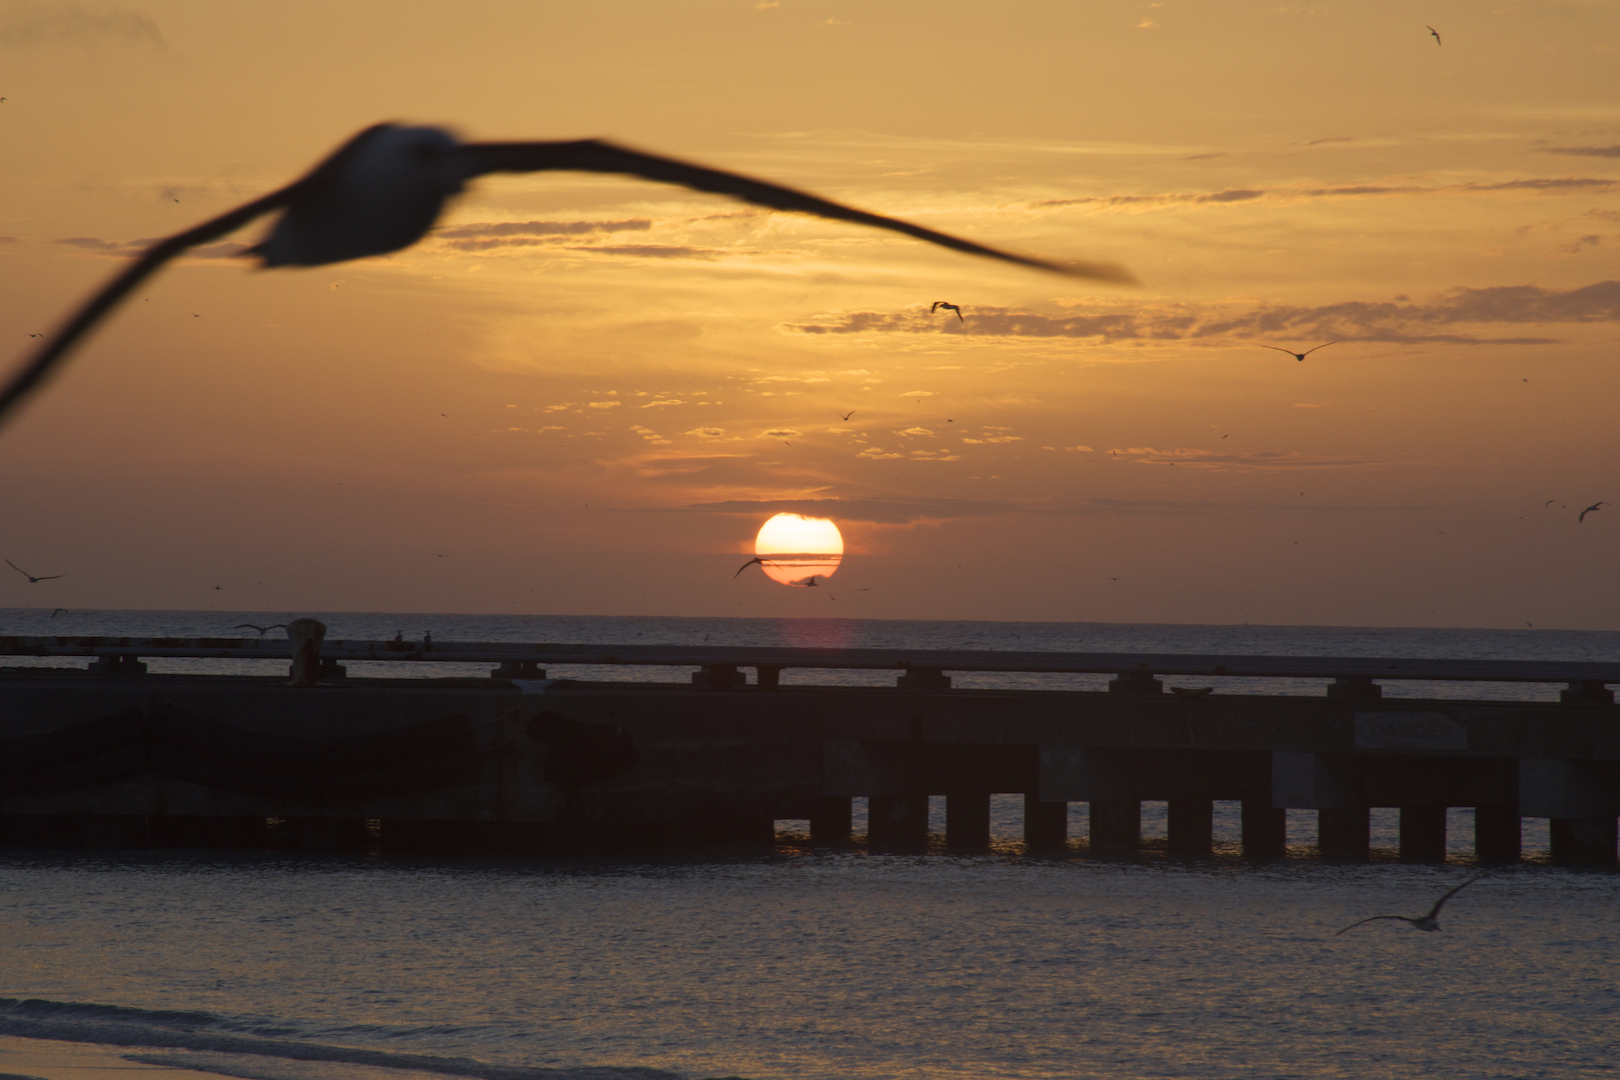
[
  {"x1": 1427, "y1": 25, "x2": 1442, "y2": 45},
  {"x1": 0, "y1": 124, "x2": 1136, "y2": 430},
  {"x1": 233, "y1": 623, "x2": 287, "y2": 637},
  {"x1": 838, "y1": 410, "x2": 856, "y2": 421},
  {"x1": 1335, "y1": 876, "x2": 1485, "y2": 936},
  {"x1": 931, "y1": 301, "x2": 964, "y2": 322},
  {"x1": 1258, "y1": 340, "x2": 1343, "y2": 362},
  {"x1": 6, "y1": 559, "x2": 62, "y2": 583},
  {"x1": 1579, "y1": 501, "x2": 1606, "y2": 522},
  {"x1": 733, "y1": 556, "x2": 767, "y2": 578}
]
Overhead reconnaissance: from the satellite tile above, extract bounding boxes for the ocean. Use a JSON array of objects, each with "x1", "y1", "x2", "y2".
[{"x1": 1, "y1": 612, "x2": 1616, "y2": 1080}]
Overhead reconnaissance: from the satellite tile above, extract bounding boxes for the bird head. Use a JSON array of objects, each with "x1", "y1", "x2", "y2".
[{"x1": 250, "y1": 124, "x2": 468, "y2": 268}]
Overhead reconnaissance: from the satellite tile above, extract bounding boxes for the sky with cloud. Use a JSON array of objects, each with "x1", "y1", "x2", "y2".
[{"x1": 1, "y1": 0, "x2": 1618, "y2": 627}]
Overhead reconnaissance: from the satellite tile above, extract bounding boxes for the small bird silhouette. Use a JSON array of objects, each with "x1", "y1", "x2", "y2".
[
  {"x1": 797, "y1": 575, "x2": 820, "y2": 587},
  {"x1": 0, "y1": 124, "x2": 1132, "y2": 431},
  {"x1": 50, "y1": 608, "x2": 65, "y2": 619},
  {"x1": 1258, "y1": 340, "x2": 1342, "y2": 362},
  {"x1": 931, "y1": 301, "x2": 964, "y2": 322},
  {"x1": 1545, "y1": 499, "x2": 1557, "y2": 508},
  {"x1": 839, "y1": 410, "x2": 856, "y2": 421},
  {"x1": 6, "y1": 559, "x2": 62, "y2": 583},
  {"x1": 1426, "y1": 24, "x2": 1442, "y2": 45},
  {"x1": 233, "y1": 623, "x2": 287, "y2": 637},
  {"x1": 1335, "y1": 876, "x2": 1485, "y2": 936},
  {"x1": 1579, "y1": 501, "x2": 1606, "y2": 522}
]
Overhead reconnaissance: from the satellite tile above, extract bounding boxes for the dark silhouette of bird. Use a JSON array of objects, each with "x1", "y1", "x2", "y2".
[
  {"x1": 6, "y1": 559, "x2": 62, "y2": 583},
  {"x1": 797, "y1": 575, "x2": 820, "y2": 587},
  {"x1": 1545, "y1": 499, "x2": 1557, "y2": 508},
  {"x1": 931, "y1": 301, "x2": 964, "y2": 322},
  {"x1": 1335, "y1": 876, "x2": 1485, "y2": 935},
  {"x1": 1579, "y1": 502, "x2": 1606, "y2": 522},
  {"x1": 0, "y1": 124, "x2": 1135, "y2": 431},
  {"x1": 1427, "y1": 25, "x2": 1442, "y2": 45},
  {"x1": 1258, "y1": 340, "x2": 1342, "y2": 362},
  {"x1": 50, "y1": 608, "x2": 65, "y2": 619},
  {"x1": 734, "y1": 556, "x2": 767, "y2": 578},
  {"x1": 25, "y1": 334, "x2": 42, "y2": 338},
  {"x1": 839, "y1": 410, "x2": 856, "y2": 421},
  {"x1": 233, "y1": 623, "x2": 287, "y2": 637}
]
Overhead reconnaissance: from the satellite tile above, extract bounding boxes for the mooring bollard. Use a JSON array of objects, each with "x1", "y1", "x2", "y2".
[{"x1": 285, "y1": 618, "x2": 328, "y2": 686}]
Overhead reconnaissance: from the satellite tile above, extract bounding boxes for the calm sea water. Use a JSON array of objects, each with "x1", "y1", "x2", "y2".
[{"x1": 0, "y1": 612, "x2": 1616, "y2": 1080}]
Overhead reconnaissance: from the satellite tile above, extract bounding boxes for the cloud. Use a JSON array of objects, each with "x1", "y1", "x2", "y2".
[
  {"x1": 1029, "y1": 176, "x2": 1615, "y2": 214},
  {"x1": 0, "y1": 1, "x2": 164, "y2": 47},
  {"x1": 435, "y1": 218, "x2": 651, "y2": 250},
  {"x1": 683, "y1": 427, "x2": 726, "y2": 438},
  {"x1": 1105, "y1": 446, "x2": 1377, "y2": 473},
  {"x1": 671, "y1": 495, "x2": 1421, "y2": 524},
  {"x1": 588, "y1": 401, "x2": 622, "y2": 409},
  {"x1": 762, "y1": 428, "x2": 801, "y2": 438},
  {"x1": 53, "y1": 235, "x2": 248, "y2": 261},
  {"x1": 784, "y1": 280, "x2": 1620, "y2": 345},
  {"x1": 1544, "y1": 145, "x2": 1620, "y2": 158},
  {"x1": 640, "y1": 398, "x2": 683, "y2": 408}
]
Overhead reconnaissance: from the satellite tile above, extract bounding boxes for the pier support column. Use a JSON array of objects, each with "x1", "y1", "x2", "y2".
[
  {"x1": 1167, "y1": 798, "x2": 1214, "y2": 856},
  {"x1": 1474, "y1": 803, "x2": 1521, "y2": 865},
  {"x1": 1550, "y1": 817, "x2": 1618, "y2": 868},
  {"x1": 809, "y1": 796, "x2": 852, "y2": 846},
  {"x1": 1024, "y1": 795, "x2": 1067, "y2": 853},
  {"x1": 1398, "y1": 805, "x2": 1448, "y2": 864},
  {"x1": 1241, "y1": 801, "x2": 1286, "y2": 860},
  {"x1": 1089, "y1": 800, "x2": 1140, "y2": 854},
  {"x1": 946, "y1": 791, "x2": 991, "y2": 854},
  {"x1": 1317, "y1": 808, "x2": 1369, "y2": 863},
  {"x1": 867, "y1": 794, "x2": 928, "y2": 853},
  {"x1": 289, "y1": 817, "x2": 370, "y2": 852}
]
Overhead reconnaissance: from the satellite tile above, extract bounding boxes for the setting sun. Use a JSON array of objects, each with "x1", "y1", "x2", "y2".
[{"x1": 754, "y1": 514, "x2": 844, "y2": 587}]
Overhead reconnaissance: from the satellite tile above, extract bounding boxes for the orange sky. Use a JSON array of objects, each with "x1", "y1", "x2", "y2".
[{"x1": 1, "y1": 0, "x2": 1618, "y2": 627}]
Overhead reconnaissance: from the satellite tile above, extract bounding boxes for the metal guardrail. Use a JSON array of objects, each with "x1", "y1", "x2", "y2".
[{"x1": 0, "y1": 636, "x2": 1616, "y2": 685}]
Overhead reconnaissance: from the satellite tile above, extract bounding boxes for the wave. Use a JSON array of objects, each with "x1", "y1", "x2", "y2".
[{"x1": 0, "y1": 999, "x2": 705, "y2": 1080}]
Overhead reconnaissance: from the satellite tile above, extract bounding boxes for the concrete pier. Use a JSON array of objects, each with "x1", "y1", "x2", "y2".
[{"x1": 0, "y1": 635, "x2": 1617, "y2": 866}]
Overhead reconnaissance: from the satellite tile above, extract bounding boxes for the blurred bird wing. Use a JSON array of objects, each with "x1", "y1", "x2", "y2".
[
  {"x1": 1257, "y1": 345, "x2": 1299, "y2": 355},
  {"x1": 4, "y1": 559, "x2": 27, "y2": 577},
  {"x1": 0, "y1": 125, "x2": 393, "y2": 431},
  {"x1": 462, "y1": 140, "x2": 1137, "y2": 283},
  {"x1": 1426, "y1": 876, "x2": 1484, "y2": 918},
  {"x1": 33, "y1": 574, "x2": 62, "y2": 580},
  {"x1": 1303, "y1": 340, "x2": 1345, "y2": 355},
  {"x1": 1334, "y1": 915, "x2": 1410, "y2": 936}
]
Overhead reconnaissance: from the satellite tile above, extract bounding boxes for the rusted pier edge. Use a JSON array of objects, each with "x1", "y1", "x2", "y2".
[{"x1": 0, "y1": 662, "x2": 1616, "y2": 868}]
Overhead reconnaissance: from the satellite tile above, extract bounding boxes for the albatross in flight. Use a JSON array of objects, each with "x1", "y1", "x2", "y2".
[
  {"x1": 6, "y1": 559, "x2": 62, "y2": 583},
  {"x1": 931, "y1": 301, "x2": 965, "y2": 322},
  {"x1": 0, "y1": 123, "x2": 1136, "y2": 430},
  {"x1": 1258, "y1": 341, "x2": 1343, "y2": 362},
  {"x1": 1334, "y1": 876, "x2": 1485, "y2": 936}
]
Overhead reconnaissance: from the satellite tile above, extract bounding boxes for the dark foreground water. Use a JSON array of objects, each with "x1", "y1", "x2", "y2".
[{"x1": 0, "y1": 612, "x2": 1616, "y2": 1079}]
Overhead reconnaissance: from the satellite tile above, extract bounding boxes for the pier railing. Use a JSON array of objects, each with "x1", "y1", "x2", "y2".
[{"x1": 0, "y1": 636, "x2": 1616, "y2": 690}]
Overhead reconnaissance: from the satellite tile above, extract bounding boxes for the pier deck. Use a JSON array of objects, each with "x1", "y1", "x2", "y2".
[{"x1": 1, "y1": 636, "x2": 1616, "y2": 866}]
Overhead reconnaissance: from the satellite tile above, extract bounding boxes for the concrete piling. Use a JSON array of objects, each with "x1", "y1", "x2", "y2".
[
  {"x1": 1024, "y1": 794, "x2": 1067, "y2": 852},
  {"x1": 1398, "y1": 805, "x2": 1448, "y2": 863},
  {"x1": 1317, "y1": 808, "x2": 1370, "y2": 862},
  {"x1": 1167, "y1": 798, "x2": 1214, "y2": 856},
  {"x1": 1549, "y1": 816, "x2": 1619, "y2": 868},
  {"x1": 945, "y1": 791, "x2": 992, "y2": 853},
  {"x1": 1241, "y1": 801, "x2": 1287, "y2": 860},
  {"x1": 1474, "y1": 803, "x2": 1521, "y2": 864},
  {"x1": 809, "y1": 796, "x2": 853, "y2": 846},
  {"x1": 1089, "y1": 799, "x2": 1141, "y2": 853},
  {"x1": 867, "y1": 794, "x2": 929, "y2": 853}
]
